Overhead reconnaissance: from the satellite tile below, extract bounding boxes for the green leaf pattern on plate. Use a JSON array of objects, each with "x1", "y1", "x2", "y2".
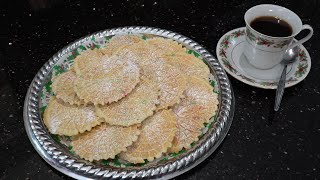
[
  {"x1": 187, "y1": 49, "x2": 201, "y2": 58},
  {"x1": 44, "y1": 80, "x2": 52, "y2": 94}
]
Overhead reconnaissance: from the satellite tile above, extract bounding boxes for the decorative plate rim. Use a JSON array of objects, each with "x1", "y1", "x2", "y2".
[
  {"x1": 23, "y1": 26, "x2": 235, "y2": 179},
  {"x1": 216, "y1": 27, "x2": 312, "y2": 89}
]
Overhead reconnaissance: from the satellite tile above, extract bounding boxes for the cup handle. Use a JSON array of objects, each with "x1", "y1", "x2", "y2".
[{"x1": 287, "y1": 24, "x2": 313, "y2": 50}]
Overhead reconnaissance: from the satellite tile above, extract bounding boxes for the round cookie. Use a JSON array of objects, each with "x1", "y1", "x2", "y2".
[
  {"x1": 96, "y1": 77, "x2": 160, "y2": 126},
  {"x1": 120, "y1": 110, "x2": 177, "y2": 163},
  {"x1": 115, "y1": 43, "x2": 187, "y2": 109},
  {"x1": 73, "y1": 49, "x2": 104, "y2": 76},
  {"x1": 115, "y1": 41, "x2": 161, "y2": 67},
  {"x1": 160, "y1": 53, "x2": 210, "y2": 80},
  {"x1": 51, "y1": 70, "x2": 85, "y2": 105},
  {"x1": 168, "y1": 76, "x2": 219, "y2": 153},
  {"x1": 74, "y1": 54, "x2": 140, "y2": 105},
  {"x1": 71, "y1": 123, "x2": 140, "y2": 162},
  {"x1": 143, "y1": 61, "x2": 187, "y2": 110},
  {"x1": 43, "y1": 97, "x2": 102, "y2": 136},
  {"x1": 100, "y1": 35, "x2": 142, "y2": 56},
  {"x1": 147, "y1": 37, "x2": 186, "y2": 55}
]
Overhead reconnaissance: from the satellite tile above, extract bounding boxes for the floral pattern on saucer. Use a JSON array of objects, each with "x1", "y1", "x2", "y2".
[
  {"x1": 246, "y1": 28, "x2": 291, "y2": 49},
  {"x1": 216, "y1": 27, "x2": 311, "y2": 89}
]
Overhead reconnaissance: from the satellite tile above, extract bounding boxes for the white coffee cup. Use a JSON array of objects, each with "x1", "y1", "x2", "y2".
[{"x1": 244, "y1": 4, "x2": 313, "y2": 70}]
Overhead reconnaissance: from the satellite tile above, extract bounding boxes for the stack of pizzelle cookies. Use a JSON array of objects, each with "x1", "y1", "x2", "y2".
[{"x1": 43, "y1": 35, "x2": 219, "y2": 164}]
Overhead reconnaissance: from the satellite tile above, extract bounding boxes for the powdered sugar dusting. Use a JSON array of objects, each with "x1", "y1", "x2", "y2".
[
  {"x1": 74, "y1": 52, "x2": 140, "y2": 105},
  {"x1": 51, "y1": 71, "x2": 85, "y2": 105},
  {"x1": 43, "y1": 98, "x2": 101, "y2": 136},
  {"x1": 96, "y1": 78, "x2": 160, "y2": 126},
  {"x1": 120, "y1": 110, "x2": 177, "y2": 163},
  {"x1": 169, "y1": 76, "x2": 219, "y2": 153},
  {"x1": 41, "y1": 34, "x2": 220, "y2": 166},
  {"x1": 72, "y1": 124, "x2": 140, "y2": 161}
]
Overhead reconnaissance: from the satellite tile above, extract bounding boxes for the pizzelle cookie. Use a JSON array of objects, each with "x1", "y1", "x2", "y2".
[
  {"x1": 147, "y1": 37, "x2": 186, "y2": 55},
  {"x1": 115, "y1": 41, "x2": 161, "y2": 67},
  {"x1": 156, "y1": 63, "x2": 187, "y2": 110},
  {"x1": 96, "y1": 77, "x2": 160, "y2": 126},
  {"x1": 43, "y1": 97, "x2": 102, "y2": 136},
  {"x1": 115, "y1": 42, "x2": 187, "y2": 109},
  {"x1": 71, "y1": 124, "x2": 140, "y2": 162},
  {"x1": 160, "y1": 53, "x2": 210, "y2": 80},
  {"x1": 180, "y1": 77, "x2": 219, "y2": 119},
  {"x1": 100, "y1": 35, "x2": 142, "y2": 56},
  {"x1": 168, "y1": 76, "x2": 219, "y2": 153},
  {"x1": 73, "y1": 49, "x2": 104, "y2": 75},
  {"x1": 143, "y1": 61, "x2": 187, "y2": 110},
  {"x1": 120, "y1": 110, "x2": 177, "y2": 163},
  {"x1": 51, "y1": 70, "x2": 85, "y2": 105},
  {"x1": 74, "y1": 54, "x2": 140, "y2": 105}
]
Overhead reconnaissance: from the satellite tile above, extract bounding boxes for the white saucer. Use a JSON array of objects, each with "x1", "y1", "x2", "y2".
[{"x1": 216, "y1": 27, "x2": 311, "y2": 89}]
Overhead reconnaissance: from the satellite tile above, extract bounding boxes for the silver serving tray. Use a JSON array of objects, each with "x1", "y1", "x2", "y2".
[{"x1": 24, "y1": 26, "x2": 234, "y2": 179}]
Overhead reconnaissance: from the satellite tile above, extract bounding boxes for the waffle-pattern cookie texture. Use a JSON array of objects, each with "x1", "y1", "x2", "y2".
[
  {"x1": 74, "y1": 54, "x2": 140, "y2": 105},
  {"x1": 43, "y1": 97, "x2": 102, "y2": 136},
  {"x1": 71, "y1": 124, "x2": 140, "y2": 161},
  {"x1": 51, "y1": 71, "x2": 85, "y2": 105},
  {"x1": 96, "y1": 77, "x2": 160, "y2": 126},
  {"x1": 120, "y1": 110, "x2": 177, "y2": 163},
  {"x1": 160, "y1": 53, "x2": 210, "y2": 80},
  {"x1": 168, "y1": 76, "x2": 219, "y2": 153}
]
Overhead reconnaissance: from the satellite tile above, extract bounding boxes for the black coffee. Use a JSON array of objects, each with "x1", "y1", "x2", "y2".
[{"x1": 250, "y1": 16, "x2": 292, "y2": 37}]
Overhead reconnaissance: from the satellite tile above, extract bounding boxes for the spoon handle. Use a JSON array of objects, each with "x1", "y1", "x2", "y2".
[{"x1": 274, "y1": 65, "x2": 288, "y2": 111}]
